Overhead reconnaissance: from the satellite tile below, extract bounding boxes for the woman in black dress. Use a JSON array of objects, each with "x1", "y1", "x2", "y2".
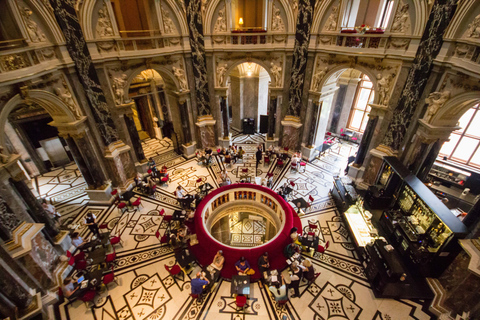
[{"x1": 85, "y1": 212, "x2": 100, "y2": 237}]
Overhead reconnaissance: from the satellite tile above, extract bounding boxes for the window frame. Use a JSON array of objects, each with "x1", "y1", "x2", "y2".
[
  {"x1": 346, "y1": 74, "x2": 374, "y2": 133},
  {"x1": 440, "y1": 104, "x2": 480, "y2": 167}
]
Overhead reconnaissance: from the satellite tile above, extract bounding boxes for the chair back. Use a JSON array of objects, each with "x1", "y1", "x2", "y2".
[
  {"x1": 74, "y1": 251, "x2": 86, "y2": 262},
  {"x1": 155, "y1": 231, "x2": 160, "y2": 239},
  {"x1": 76, "y1": 260, "x2": 87, "y2": 270},
  {"x1": 159, "y1": 209, "x2": 165, "y2": 215},
  {"x1": 66, "y1": 250, "x2": 72, "y2": 258},
  {"x1": 191, "y1": 293, "x2": 199, "y2": 299},
  {"x1": 325, "y1": 240, "x2": 330, "y2": 250},
  {"x1": 118, "y1": 202, "x2": 126, "y2": 209},
  {"x1": 110, "y1": 236, "x2": 121, "y2": 245},
  {"x1": 80, "y1": 290, "x2": 96, "y2": 302},
  {"x1": 103, "y1": 272, "x2": 115, "y2": 285},
  {"x1": 68, "y1": 256, "x2": 75, "y2": 266},
  {"x1": 236, "y1": 295, "x2": 247, "y2": 307},
  {"x1": 309, "y1": 195, "x2": 314, "y2": 202},
  {"x1": 132, "y1": 198, "x2": 141, "y2": 206}
]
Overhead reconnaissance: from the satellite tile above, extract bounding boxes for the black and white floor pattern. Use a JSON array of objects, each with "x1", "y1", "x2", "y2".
[{"x1": 46, "y1": 135, "x2": 434, "y2": 320}]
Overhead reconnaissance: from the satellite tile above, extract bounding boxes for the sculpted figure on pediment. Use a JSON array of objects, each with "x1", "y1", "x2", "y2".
[
  {"x1": 391, "y1": 2, "x2": 410, "y2": 33},
  {"x1": 21, "y1": 7, "x2": 46, "y2": 42},
  {"x1": 272, "y1": 4, "x2": 285, "y2": 32},
  {"x1": 324, "y1": 6, "x2": 338, "y2": 31},
  {"x1": 214, "y1": 5, "x2": 227, "y2": 32},
  {"x1": 465, "y1": 14, "x2": 480, "y2": 38},
  {"x1": 96, "y1": 5, "x2": 114, "y2": 37},
  {"x1": 424, "y1": 91, "x2": 450, "y2": 123}
]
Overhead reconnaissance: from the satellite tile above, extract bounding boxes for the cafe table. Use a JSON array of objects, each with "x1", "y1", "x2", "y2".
[
  {"x1": 87, "y1": 247, "x2": 106, "y2": 265},
  {"x1": 175, "y1": 248, "x2": 197, "y2": 270},
  {"x1": 263, "y1": 269, "x2": 280, "y2": 287},
  {"x1": 231, "y1": 275, "x2": 250, "y2": 295},
  {"x1": 300, "y1": 234, "x2": 320, "y2": 253}
]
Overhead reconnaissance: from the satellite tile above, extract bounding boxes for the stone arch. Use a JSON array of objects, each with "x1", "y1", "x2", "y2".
[
  {"x1": 165, "y1": 0, "x2": 188, "y2": 35},
  {"x1": 124, "y1": 65, "x2": 184, "y2": 97},
  {"x1": 315, "y1": 64, "x2": 379, "y2": 104},
  {"x1": 273, "y1": 0, "x2": 296, "y2": 33},
  {"x1": 223, "y1": 59, "x2": 275, "y2": 87},
  {"x1": 444, "y1": 0, "x2": 479, "y2": 39},
  {"x1": 312, "y1": 0, "x2": 337, "y2": 33},
  {"x1": 0, "y1": 90, "x2": 85, "y2": 155},
  {"x1": 431, "y1": 92, "x2": 480, "y2": 128},
  {"x1": 18, "y1": 0, "x2": 65, "y2": 43}
]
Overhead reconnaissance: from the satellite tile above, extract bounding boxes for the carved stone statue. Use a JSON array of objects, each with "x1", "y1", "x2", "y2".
[
  {"x1": 54, "y1": 86, "x2": 82, "y2": 119},
  {"x1": 324, "y1": 6, "x2": 338, "y2": 31},
  {"x1": 0, "y1": 147, "x2": 10, "y2": 164},
  {"x1": 465, "y1": 14, "x2": 480, "y2": 38},
  {"x1": 214, "y1": 6, "x2": 227, "y2": 32},
  {"x1": 391, "y1": 3, "x2": 409, "y2": 33},
  {"x1": 21, "y1": 7, "x2": 46, "y2": 42},
  {"x1": 96, "y1": 5, "x2": 114, "y2": 37},
  {"x1": 377, "y1": 73, "x2": 392, "y2": 105},
  {"x1": 172, "y1": 66, "x2": 188, "y2": 91},
  {"x1": 270, "y1": 62, "x2": 282, "y2": 87},
  {"x1": 112, "y1": 74, "x2": 128, "y2": 105},
  {"x1": 312, "y1": 67, "x2": 328, "y2": 91},
  {"x1": 162, "y1": 7, "x2": 177, "y2": 34},
  {"x1": 271, "y1": 4, "x2": 285, "y2": 32},
  {"x1": 424, "y1": 91, "x2": 450, "y2": 123},
  {"x1": 216, "y1": 64, "x2": 227, "y2": 87}
]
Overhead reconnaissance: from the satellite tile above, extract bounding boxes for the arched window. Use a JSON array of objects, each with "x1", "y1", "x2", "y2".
[
  {"x1": 0, "y1": 0, "x2": 24, "y2": 50},
  {"x1": 440, "y1": 104, "x2": 480, "y2": 167},
  {"x1": 347, "y1": 74, "x2": 373, "y2": 132},
  {"x1": 341, "y1": 0, "x2": 394, "y2": 29}
]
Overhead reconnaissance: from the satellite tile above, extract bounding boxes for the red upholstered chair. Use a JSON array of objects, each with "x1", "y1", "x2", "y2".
[
  {"x1": 147, "y1": 169, "x2": 152, "y2": 175},
  {"x1": 264, "y1": 156, "x2": 270, "y2": 166},
  {"x1": 267, "y1": 172, "x2": 273, "y2": 177},
  {"x1": 105, "y1": 252, "x2": 117, "y2": 263},
  {"x1": 74, "y1": 251, "x2": 85, "y2": 262},
  {"x1": 277, "y1": 299, "x2": 288, "y2": 308},
  {"x1": 276, "y1": 159, "x2": 284, "y2": 167},
  {"x1": 75, "y1": 259, "x2": 87, "y2": 270},
  {"x1": 235, "y1": 295, "x2": 248, "y2": 312},
  {"x1": 79, "y1": 289, "x2": 96, "y2": 307},
  {"x1": 66, "y1": 250, "x2": 72, "y2": 258},
  {"x1": 110, "y1": 235, "x2": 123, "y2": 248},
  {"x1": 308, "y1": 195, "x2": 314, "y2": 204},
  {"x1": 289, "y1": 181, "x2": 295, "y2": 187},
  {"x1": 191, "y1": 293, "x2": 199, "y2": 299},
  {"x1": 68, "y1": 256, "x2": 75, "y2": 266},
  {"x1": 224, "y1": 156, "x2": 232, "y2": 167},
  {"x1": 159, "y1": 209, "x2": 165, "y2": 216},
  {"x1": 165, "y1": 264, "x2": 183, "y2": 280},
  {"x1": 160, "y1": 175, "x2": 169, "y2": 186},
  {"x1": 102, "y1": 272, "x2": 118, "y2": 288},
  {"x1": 299, "y1": 161, "x2": 306, "y2": 173},
  {"x1": 317, "y1": 240, "x2": 330, "y2": 254},
  {"x1": 132, "y1": 197, "x2": 143, "y2": 211},
  {"x1": 99, "y1": 223, "x2": 109, "y2": 231},
  {"x1": 155, "y1": 231, "x2": 169, "y2": 246},
  {"x1": 117, "y1": 201, "x2": 127, "y2": 213},
  {"x1": 163, "y1": 214, "x2": 173, "y2": 229},
  {"x1": 196, "y1": 178, "x2": 203, "y2": 184},
  {"x1": 111, "y1": 189, "x2": 120, "y2": 203},
  {"x1": 290, "y1": 162, "x2": 297, "y2": 172}
]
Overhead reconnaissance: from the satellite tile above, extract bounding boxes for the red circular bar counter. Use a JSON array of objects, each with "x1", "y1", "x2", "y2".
[{"x1": 190, "y1": 183, "x2": 302, "y2": 279}]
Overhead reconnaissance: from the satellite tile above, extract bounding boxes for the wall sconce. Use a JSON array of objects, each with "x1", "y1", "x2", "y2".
[
  {"x1": 247, "y1": 63, "x2": 252, "y2": 76},
  {"x1": 239, "y1": 17, "x2": 244, "y2": 26}
]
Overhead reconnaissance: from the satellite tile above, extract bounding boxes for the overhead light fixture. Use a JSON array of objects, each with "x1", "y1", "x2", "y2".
[
  {"x1": 239, "y1": 17, "x2": 244, "y2": 26},
  {"x1": 247, "y1": 63, "x2": 252, "y2": 76}
]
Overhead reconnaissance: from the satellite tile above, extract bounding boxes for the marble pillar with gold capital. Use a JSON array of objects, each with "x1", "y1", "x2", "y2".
[
  {"x1": 196, "y1": 115, "x2": 217, "y2": 149},
  {"x1": 104, "y1": 141, "x2": 135, "y2": 189},
  {"x1": 281, "y1": 115, "x2": 303, "y2": 152}
]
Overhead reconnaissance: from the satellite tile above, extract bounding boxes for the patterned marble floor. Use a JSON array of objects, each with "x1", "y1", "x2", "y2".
[{"x1": 45, "y1": 134, "x2": 435, "y2": 320}]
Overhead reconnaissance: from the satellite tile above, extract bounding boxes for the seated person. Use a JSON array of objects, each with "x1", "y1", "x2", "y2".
[
  {"x1": 134, "y1": 173, "x2": 143, "y2": 188},
  {"x1": 196, "y1": 151, "x2": 206, "y2": 163},
  {"x1": 258, "y1": 252, "x2": 270, "y2": 274},
  {"x1": 266, "y1": 145, "x2": 274, "y2": 158},
  {"x1": 70, "y1": 232, "x2": 86, "y2": 248},
  {"x1": 191, "y1": 272, "x2": 209, "y2": 295},
  {"x1": 301, "y1": 258, "x2": 315, "y2": 282},
  {"x1": 284, "y1": 243, "x2": 302, "y2": 258},
  {"x1": 205, "y1": 147, "x2": 213, "y2": 155},
  {"x1": 146, "y1": 177, "x2": 156, "y2": 195},
  {"x1": 175, "y1": 185, "x2": 187, "y2": 205},
  {"x1": 160, "y1": 165, "x2": 168, "y2": 177},
  {"x1": 147, "y1": 158, "x2": 158, "y2": 179},
  {"x1": 267, "y1": 176, "x2": 273, "y2": 188},
  {"x1": 209, "y1": 250, "x2": 225, "y2": 271},
  {"x1": 224, "y1": 152, "x2": 232, "y2": 164},
  {"x1": 237, "y1": 147, "x2": 245, "y2": 160},
  {"x1": 295, "y1": 202, "x2": 306, "y2": 217},
  {"x1": 289, "y1": 227, "x2": 301, "y2": 244},
  {"x1": 62, "y1": 277, "x2": 79, "y2": 299},
  {"x1": 269, "y1": 275, "x2": 288, "y2": 302},
  {"x1": 204, "y1": 153, "x2": 212, "y2": 165},
  {"x1": 235, "y1": 256, "x2": 255, "y2": 275}
]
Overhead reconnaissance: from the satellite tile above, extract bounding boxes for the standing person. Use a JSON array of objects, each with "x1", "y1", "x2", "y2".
[
  {"x1": 191, "y1": 272, "x2": 209, "y2": 295},
  {"x1": 256, "y1": 148, "x2": 263, "y2": 168},
  {"x1": 42, "y1": 199, "x2": 61, "y2": 223},
  {"x1": 289, "y1": 261, "x2": 304, "y2": 298},
  {"x1": 85, "y1": 212, "x2": 100, "y2": 237},
  {"x1": 301, "y1": 258, "x2": 316, "y2": 282}
]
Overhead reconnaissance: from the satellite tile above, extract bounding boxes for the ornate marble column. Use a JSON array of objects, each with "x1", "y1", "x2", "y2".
[
  {"x1": 354, "y1": 116, "x2": 378, "y2": 167},
  {"x1": 49, "y1": 0, "x2": 135, "y2": 190},
  {"x1": 9, "y1": 177, "x2": 59, "y2": 239},
  {"x1": 0, "y1": 193, "x2": 21, "y2": 241},
  {"x1": 216, "y1": 88, "x2": 230, "y2": 149},
  {"x1": 381, "y1": 0, "x2": 459, "y2": 152},
  {"x1": 287, "y1": 0, "x2": 316, "y2": 118},
  {"x1": 301, "y1": 98, "x2": 321, "y2": 161},
  {"x1": 124, "y1": 114, "x2": 146, "y2": 162},
  {"x1": 175, "y1": 93, "x2": 196, "y2": 158},
  {"x1": 0, "y1": 252, "x2": 33, "y2": 311},
  {"x1": 185, "y1": 0, "x2": 211, "y2": 117},
  {"x1": 61, "y1": 134, "x2": 95, "y2": 187},
  {"x1": 266, "y1": 88, "x2": 281, "y2": 149}
]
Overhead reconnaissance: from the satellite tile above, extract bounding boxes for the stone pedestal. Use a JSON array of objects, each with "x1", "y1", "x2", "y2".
[
  {"x1": 104, "y1": 141, "x2": 135, "y2": 189},
  {"x1": 360, "y1": 146, "x2": 397, "y2": 188},
  {"x1": 347, "y1": 164, "x2": 365, "y2": 187},
  {"x1": 281, "y1": 116, "x2": 303, "y2": 151},
  {"x1": 135, "y1": 161, "x2": 150, "y2": 174},
  {"x1": 265, "y1": 137, "x2": 278, "y2": 150},
  {"x1": 52, "y1": 230, "x2": 71, "y2": 253},
  {"x1": 218, "y1": 135, "x2": 231, "y2": 149},
  {"x1": 86, "y1": 182, "x2": 114, "y2": 205},
  {"x1": 196, "y1": 115, "x2": 217, "y2": 148},
  {"x1": 301, "y1": 144, "x2": 317, "y2": 162},
  {"x1": 182, "y1": 142, "x2": 197, "y2": 159}
]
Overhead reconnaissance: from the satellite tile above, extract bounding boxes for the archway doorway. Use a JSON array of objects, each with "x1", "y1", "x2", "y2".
[{"x1": 227, "y1": 62, "x2": 271, "y2": 134}]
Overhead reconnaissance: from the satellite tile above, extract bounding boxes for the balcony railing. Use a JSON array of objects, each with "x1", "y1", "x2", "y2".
[
  {"x1": 95, "y1": 35, "x2": 183, "y2": 54},
  {"x1": 316, "y1": 32, "x2": 412, "y2": 53}
]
